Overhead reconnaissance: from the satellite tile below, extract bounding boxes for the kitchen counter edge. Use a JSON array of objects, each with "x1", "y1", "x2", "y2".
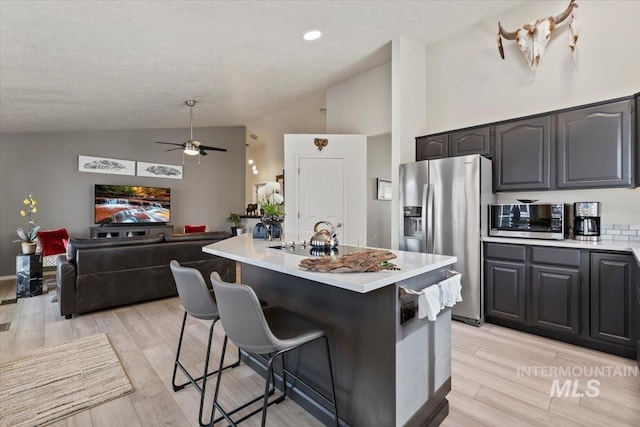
[
  {"x1": 482, "y1": 236, "x2": 640, "y2": 264},
  {"x1": 203, "y1": 235, "x2": 457, "y2": 294}
]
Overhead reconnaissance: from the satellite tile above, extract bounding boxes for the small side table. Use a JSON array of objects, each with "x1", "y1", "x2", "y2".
[{"x1": 16, "y1": 254, "x2": 43, "y2": 298}]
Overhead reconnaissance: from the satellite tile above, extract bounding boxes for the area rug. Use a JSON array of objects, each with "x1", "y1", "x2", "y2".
[{"x1": 0, "y1": 333, "x2": 133, "y2": 427}]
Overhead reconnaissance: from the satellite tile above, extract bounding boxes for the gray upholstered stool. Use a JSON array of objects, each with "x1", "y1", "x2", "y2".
[
  {"x1": 169, "y1": 260, "x2": 241, "y2": 427},
  {"x1": 210, "y1": 272, "x2": 339, "y2": 427}
]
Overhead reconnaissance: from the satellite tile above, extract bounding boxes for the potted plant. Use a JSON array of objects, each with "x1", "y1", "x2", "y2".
[
  {"x1": 226, "y1": 212, "x2": 244, "y2": 235},
  {"x1": 13, "y1": 193, "x2": 41, "y2": 254}
]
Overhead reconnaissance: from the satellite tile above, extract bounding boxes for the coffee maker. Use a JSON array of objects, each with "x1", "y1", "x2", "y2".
[{"x1": 573, "y1": 202, "x2": 601, "y2": 241}]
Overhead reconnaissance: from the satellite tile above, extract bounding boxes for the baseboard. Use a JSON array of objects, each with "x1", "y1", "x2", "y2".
[{"x1": 0, "y1": 275, "x2": 15, "y2": 281}]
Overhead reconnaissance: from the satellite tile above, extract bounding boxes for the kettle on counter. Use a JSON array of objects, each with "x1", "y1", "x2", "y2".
[{"x1": 310, "y1": 221, "x2": 339, "y2": 249}]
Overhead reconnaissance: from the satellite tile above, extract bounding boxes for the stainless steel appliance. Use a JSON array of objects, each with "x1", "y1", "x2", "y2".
[
  {"x1": 489, "y1": 203, "x2": 567, "y2": 240},
  {"x1": 399, "y1": 155, "x2": 494, "y2": 325},
  {"x1": 573, "y1": 202, "x2": 601, "y2": 241}
]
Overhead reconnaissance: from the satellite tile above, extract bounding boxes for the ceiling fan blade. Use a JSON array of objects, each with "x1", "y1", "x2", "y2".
[
  {"x1": 199, "y1": 145, "x2": 228, "y2": 152},
  {"x1": 164, "y1": 147, "x2": 183, "y2": 152},
  {"x1": 155, "y1": 141, "x2": 185, "y2": 147},
  {"x1": 199, "y1": 149, "x2": 208, "y2": 156}
]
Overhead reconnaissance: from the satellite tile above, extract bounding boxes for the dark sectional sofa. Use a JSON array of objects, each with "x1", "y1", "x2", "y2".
[{"x1": 56, "y1": 231, "x2": 235, "y2": 318}]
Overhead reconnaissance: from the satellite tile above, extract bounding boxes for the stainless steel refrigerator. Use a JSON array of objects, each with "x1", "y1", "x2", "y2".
[{"x1": 399, "y1": 154, "x2": 494, "y2": 325}]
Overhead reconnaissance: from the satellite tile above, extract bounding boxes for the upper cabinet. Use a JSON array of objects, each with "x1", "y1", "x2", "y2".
[
  {"x1": 557, "y1": 100, "x2": 634, "y2": 189},
  {"x1": 449, "y1": 127, "x2": 493, "y2": 157},
  {"x1": 417, "y1": 95, "x2": 637, "y2": 192},
  {"x1": 416, "y1": 134, "x2": 447, "y2": 160},
  {"x1": 494, "y1": 116, "x2": 554, "y2": 191},
  {"x1": 416, "y1": 126, "x2": 493, "y2": 161}
]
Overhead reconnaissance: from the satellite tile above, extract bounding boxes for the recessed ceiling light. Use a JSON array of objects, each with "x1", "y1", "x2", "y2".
[{"x1": 303, "y1": 30, "x2": 322, "y2": 41}]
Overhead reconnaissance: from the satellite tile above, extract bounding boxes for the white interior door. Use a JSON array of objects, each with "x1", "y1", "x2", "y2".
[
  {"x1": 297, "y1": 158, "x2": 344, "y2": 242},
  {"x1": 284, "y1": 134, "x2": 366, "y2": 245}
]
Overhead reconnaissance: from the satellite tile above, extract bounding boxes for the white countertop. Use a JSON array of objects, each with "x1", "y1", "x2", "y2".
[
  {"x1": 203, "y1": 235, "x2": 457, "y2": 294},
  {"x1": 483, "y1": 236, "x2": 640, "y2": 264}
]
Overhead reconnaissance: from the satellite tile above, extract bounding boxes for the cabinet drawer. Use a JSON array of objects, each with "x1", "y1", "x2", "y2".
[
  {"x1": 531, "y1": 246, "x2": 581, "y2": 267},
  {"x1": 485, "y1": 243, "x2": 526, "y2": 261}
]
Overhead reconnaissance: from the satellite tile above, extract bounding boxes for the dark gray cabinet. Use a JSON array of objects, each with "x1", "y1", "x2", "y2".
[
  {"x1": 557, "y1": 100, "x2": 634, "y2": 189},
  {"x1": 494, "y1": 116, "x2": 554, "y2": 191},
  {"x1": 449, "y1": 126, "x2": 493, "y2": 157},
  {"x1": 486, "y1": 259, "x2": 526, "y2": 323},
  {"x1": 416, "y1": 134, "x2": 447, "y2": 160},
  {"x1": 484, "y1": 243, "x2": 636, "y2": 359},
  {"x1": 416, "y1": 126, "x2": 493, "y2": 161},
  {"x1": 530, "y1": 264, "x2": 580, "y2": 335},
  {"x1": 590, "y1": 252, "x2": 635, "y2": 347}
]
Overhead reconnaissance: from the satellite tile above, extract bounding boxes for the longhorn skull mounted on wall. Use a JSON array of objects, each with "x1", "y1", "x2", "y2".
[{"x1": 497, "y1": 0, "x2": 579, "y2": 70}]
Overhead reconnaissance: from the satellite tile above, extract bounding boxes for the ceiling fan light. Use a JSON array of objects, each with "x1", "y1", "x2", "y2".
[{"x1": 184, "y1": 142, "x2": 200, "y2": 156}]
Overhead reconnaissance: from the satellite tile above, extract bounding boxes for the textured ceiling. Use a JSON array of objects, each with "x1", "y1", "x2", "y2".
[{"x1": 0, "y1": 0, "x2": 523, "y2": 133}]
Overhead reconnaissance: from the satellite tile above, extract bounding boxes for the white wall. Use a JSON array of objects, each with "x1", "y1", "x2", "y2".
[
  {"x1": 245, "y1": 92, "x2": 326, "y2": 205},
  {"x1": 424, "y1": 1, "x2": 640, "y2": 227},
  {"x1": 425, "y1": 0, "x2": 640, "y2": 132},
  {"x1": 368, "y1": 133, "x2": 392, "y2": 249},
  {"x1": 391, "y1": 36, "x2": 428, "y2": 248},
  {"x1": 326, "y1": 61, "x2": 391, "y2": 136}
]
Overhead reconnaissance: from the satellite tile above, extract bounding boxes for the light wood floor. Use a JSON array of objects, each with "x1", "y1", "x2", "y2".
[{"x1": 0, "y1": 279, "x2": 638, "y2": 427}]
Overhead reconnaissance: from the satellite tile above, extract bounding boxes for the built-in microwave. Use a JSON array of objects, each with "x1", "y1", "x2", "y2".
[{"x1": 489, "y1": 203, "x2": 567, "y2": 240}]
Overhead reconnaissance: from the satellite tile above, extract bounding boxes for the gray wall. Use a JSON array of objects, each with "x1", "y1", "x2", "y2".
[
  {"x1": 0, "y1": 126, "x2": 245, "y2": 276},
  {"x1": 367, "y1": 133, "x2": 391, "y2": 249}
]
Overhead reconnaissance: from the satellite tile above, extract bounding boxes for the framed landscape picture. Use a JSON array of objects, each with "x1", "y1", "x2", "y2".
[
  {"x1": 137, "y1": 162, "x2": 183, "y2": 179},
  {"x1": 78, "y1": 155, "x2": 135, "y2": 175}
]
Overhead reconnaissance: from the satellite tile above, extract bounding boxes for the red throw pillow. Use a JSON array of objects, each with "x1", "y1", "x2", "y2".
[
  {"x1": 38, "y1": 228, "x2": 69, "y2": 256},
  {"x1": 184, "y1": 225, "x2": 207, "y2": 234}
]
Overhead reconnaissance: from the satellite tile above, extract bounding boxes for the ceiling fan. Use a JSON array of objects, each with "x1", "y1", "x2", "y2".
[{"x1": 155, "y1": 100, "x2": 227, "y2": 157}]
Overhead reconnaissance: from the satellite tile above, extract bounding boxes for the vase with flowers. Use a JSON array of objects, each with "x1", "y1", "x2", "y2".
[
  {"x1": 13, "y1": 193, "x2": 41, "y2": 254},
  {"x1": 258, "y1": 181, "x2": 284, "y2": 240}
]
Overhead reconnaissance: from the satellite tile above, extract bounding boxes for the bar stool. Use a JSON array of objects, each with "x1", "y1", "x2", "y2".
[
  {"x1": 169, "y1": 260, "x2": 241, "y2": 427},
  {"x1": 210, "y1": 272, "x2": 339, "y2": 427}
]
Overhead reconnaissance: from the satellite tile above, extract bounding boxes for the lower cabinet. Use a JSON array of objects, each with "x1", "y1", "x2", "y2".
[
  {"x1": 530, "y1": 265, "x2": 580, "y2": 335},
  {"x1": 590, "y1": 252, "x2": 635, "y2": 347},
  {"x1": 485, "y1": 260, "x2": 526, "y2": 323},
  {"x1": 484, "y1": 243, "x2": 637, "y2": 358}
]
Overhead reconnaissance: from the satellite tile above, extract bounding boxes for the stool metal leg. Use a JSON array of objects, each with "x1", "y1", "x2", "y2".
[
  {"x1": 171, "y1": 311, "x2": 189, "y2": 391},
  {"x1": 323, "y1": 335, "x2": 339, "y2": 427},
  {"x1": 171, "y1": 311, "x2": 242, "y2": 427},
  {"x1": 211, "y1": 339, "x2": 278, "y2": 427}
]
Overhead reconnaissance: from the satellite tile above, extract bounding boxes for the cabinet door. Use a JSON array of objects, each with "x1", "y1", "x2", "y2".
[
  {"x1": 416, "y1": 134, "x2": 447, "y2": 161},
  {"x1": 590, "y1": 252, "x2": 635, "y2": 347},
  {"x1": 485, "y1": 259, "x2": 526, "y2": 323},
  {"x1": 450, "y1": 126, "x2": 493, "y2": 158},
  {"x1": 494, "y1": 116, "x2": 554, "y2": 191},
  {"x1": 557, "y1": 100, "x2": 634, "y2": 189},
  {"x1": 531, "y1": 265, "x2": 580, "y2": 335}
]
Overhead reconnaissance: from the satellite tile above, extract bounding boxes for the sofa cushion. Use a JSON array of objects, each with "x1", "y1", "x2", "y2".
[
  {"x1": 164, "y1": 231, "x2": 231, "y2": 242},
  {"x1": 38, "y1": 228, "x2": 69, "y2": 256},
  {"x1": 184, "y1": 224, "x2": 207, "y2": 233},
  {"x1": 67, "y1": 234, "x2": 165, "y2": 261}
]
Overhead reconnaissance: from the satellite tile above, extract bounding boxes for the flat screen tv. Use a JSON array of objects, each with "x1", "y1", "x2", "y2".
[{"x1": 94, "y1": 185, "x2": 170, "y2": 224}]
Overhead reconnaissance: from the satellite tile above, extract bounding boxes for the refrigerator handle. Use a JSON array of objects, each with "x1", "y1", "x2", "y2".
[
  {"x1": 426, "y1": 184, "x2": 435, "y2": 253},
  {"x1": 422, "y1": 184, "x2": 434, "y2": 253}
]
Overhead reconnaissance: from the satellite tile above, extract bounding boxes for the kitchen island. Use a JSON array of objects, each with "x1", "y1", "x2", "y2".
[{"x1": 203, "y1": 235, "x2": 457, "y2": 427}]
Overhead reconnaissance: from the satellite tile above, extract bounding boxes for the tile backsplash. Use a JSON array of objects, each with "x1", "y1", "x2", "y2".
[{"x1": 600, "y1": 224, "x2": 640, "y2": 242}]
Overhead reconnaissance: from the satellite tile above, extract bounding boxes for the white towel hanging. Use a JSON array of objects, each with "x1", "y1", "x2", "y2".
[{"x1": 417, "y1": 285, "x2": 442, "y2": 321}]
